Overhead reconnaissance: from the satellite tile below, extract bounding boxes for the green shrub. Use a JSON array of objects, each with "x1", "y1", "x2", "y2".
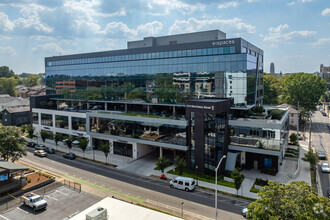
[{"x1": 268, "y1": 109, "x2": 285, "y2": 119}]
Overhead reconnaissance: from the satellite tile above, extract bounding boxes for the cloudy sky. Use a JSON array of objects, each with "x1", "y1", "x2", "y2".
[{"x1": 0, "y1": 0, "x2": 329, "y2": 74}]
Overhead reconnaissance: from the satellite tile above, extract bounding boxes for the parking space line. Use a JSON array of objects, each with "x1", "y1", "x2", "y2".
[
  {"x1": 0, "y1": 215, "x2": 10, "y2": 220},
  {"x1": 56, "y1": 190, "x2": 69, "y2": 196},
  {"x1": 16, "y1": 207, "x2": 29, "y2": 214},
  {"x1": 45, "y1": 195, "x2": 58, "y2": 201}
]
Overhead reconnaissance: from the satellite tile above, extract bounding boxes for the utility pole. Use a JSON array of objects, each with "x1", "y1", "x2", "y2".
[
  {"x1": 297, "y1": 101, "x2": 299, "y2": 137},
  {"x1": 308, "y1": 112, "x2": 312, "y2": 149}
]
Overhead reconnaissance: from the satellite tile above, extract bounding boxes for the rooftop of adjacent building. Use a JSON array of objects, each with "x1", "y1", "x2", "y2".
[{"x1": 4, "y1": 106, "x2": 30, "y2": 113}]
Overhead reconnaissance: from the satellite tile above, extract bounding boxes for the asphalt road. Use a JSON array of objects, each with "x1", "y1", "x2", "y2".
[
  {"x1": 21, "y1": 149, "x2": 248, "y2": 219},
  {"x1": 310, "y1": 110, "x2": 330, "y2": 197}
]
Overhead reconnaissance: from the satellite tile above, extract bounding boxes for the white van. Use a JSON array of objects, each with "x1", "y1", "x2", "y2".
[{"x1": 170, "y1": 176, "x2": 196, "y2": 191}]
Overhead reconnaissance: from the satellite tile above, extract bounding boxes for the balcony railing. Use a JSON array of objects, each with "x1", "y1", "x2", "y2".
[{"x1": 230, "y1": 135, "x2": 282, "y2": 151}]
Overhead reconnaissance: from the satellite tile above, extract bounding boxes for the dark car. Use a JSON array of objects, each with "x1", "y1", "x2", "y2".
[
  {"x1": 26, "y1": 142, "x2": 37, "y2": 148},
  {"x1": 45, "y1": 147, "x2": 55, "y2": 154},
  {"x1": 327, "y1": 187, "x2": 330, "y2": 198},
  {"x1": 318, "y1": 151, "x2": 327, "y2": 160},
  {"x1": 35, "y1": 144, "x2": 46, "y2": 150},
  {"x1": 322, "y1": 112, "x2": 327, "y2": 116},
  {"x1": 63, "y1": 153, "x2": 76, "y2": 160}
]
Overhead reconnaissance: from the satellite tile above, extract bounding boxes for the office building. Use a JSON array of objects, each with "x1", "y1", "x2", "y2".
[
  {"x1": 31, "y1": 30, "x2": 289, "y2": 173},
  {"x1": 270, "y1": 62, "x2": 275, "y2": 75}
]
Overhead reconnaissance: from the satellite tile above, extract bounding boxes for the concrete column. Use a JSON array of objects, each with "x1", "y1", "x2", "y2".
[
  {"x1": 160, "y1": 147, "x2": 163, "y2": 158},
  {"x1": 105, "y1": 103, "x2": 107, "y2": 111},
  {"x1": 125, "y1": 104, "x2": 127, "y2": 112},
  {"x1": 147, "y1": 105, "x2": 150, "y2": 114},
  {"x1": 38, "y1": 113, "x2": 41, "y2": 125},
  {"x1": 88, "y1": 137, "x2": 93, "y2": 150},
  {"x1": 87, "y1": 102, "x2": 90, "y2": 110},
  {"x1": 52, "y1": 114, "x2": 55, "y2": 128},
  {"x1": 173, "y1": 150, "x2": 176, "y2": 158},
  {"x1": 68, "y1": 116, "x2": 72, "y2": 130},
  {"x1": 173, "y1": 106, "x2": 176, "y2": 117}
]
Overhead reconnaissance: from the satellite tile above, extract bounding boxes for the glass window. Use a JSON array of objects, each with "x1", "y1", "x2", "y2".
[
  {"x1": 55, "y1": 115, "x2": 68, "y2": 129},
  {"x1": 224, "y1": 47, "x2": 230, "y2": 54},
  {"x1": 41, "y1": 113, "x2": 53, "y2": 126},
  {"x1": 207, "y1": 48, "x2": 213, "y2": 55},
  {"x1": 72, "y1": 117, "x2": 86, "y2": 131},
  {"x1": 230, "y1": 46, "x2": 235, "y2": 54},
  {"x1": 32, "y1": 113, "x2": 39, "y2": 124}
]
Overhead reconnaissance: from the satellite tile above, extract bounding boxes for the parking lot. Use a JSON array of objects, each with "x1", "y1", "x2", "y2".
[{"x1": 0, "y1": 186, "x2": 101, "y2": 220}]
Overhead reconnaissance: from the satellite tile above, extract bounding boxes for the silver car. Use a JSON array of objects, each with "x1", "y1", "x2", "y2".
[{"x1": 321, "y1": 163, "x2": 330, "y2": 173}]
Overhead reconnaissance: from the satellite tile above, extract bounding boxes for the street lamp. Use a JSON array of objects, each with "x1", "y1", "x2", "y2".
[
  {"x1": 181, "y1": 202, "x2": 184, "y2": 218},
  {"x1": 215, "y1": 155, "x2": 226, "y2": 220}
]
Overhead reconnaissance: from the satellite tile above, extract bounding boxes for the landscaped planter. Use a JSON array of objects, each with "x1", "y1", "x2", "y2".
[
  {"x1": 223, "y1": 177, "x2": 235, "y2": 183},
  {"x1": 254, "y1": 185, "x2": 264, "y2": 190}
]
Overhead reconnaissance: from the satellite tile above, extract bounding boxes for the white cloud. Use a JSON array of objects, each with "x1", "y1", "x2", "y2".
[
  {"x1": 168, "y1": 17, "x2": 256, "y2": 35},
  {"x1": 301, "y1": 0, "x2": 314, "y2": 2},
  {"x1": 218, "y1": 1, "x2": 239, "y2": 9},
  {"x1": 269, "y1": 24, "x2": 289, "y2": 33},
  {"x1": 14, "y1": 16, "x2": 53, "y2": 33},
  {"x1": 0, "y1": 12, "x2": 14, "y2": 32},
  {"x1": 147, "y1": 0, "x2": 204, "y2": 15},
  {"x1": 30, "y1": 35, "x2": 55, "y2": 41},
  {"x1": 264, "y1": 30, "x2": 315, "y2": 42},
  {"x1": 32, "y1": 42, "x2": 70, "y2": 54},
  {"x1": 321, "y1": 8, "x2": 330, "y2": 16},
  {"x1": 0, "y1": 46, "x2": 16, "y2": 56},
  {"x1": 101, "y1": 21, "x2": 163, "y2": 39},
  {"x1": 311, "y1": 38, "x2": 330, "y2": 46},
  {"x1": 287, "y1": 2, "x2": 296, "y2": 6}
]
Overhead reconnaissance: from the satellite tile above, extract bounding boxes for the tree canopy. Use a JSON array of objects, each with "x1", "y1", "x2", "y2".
[
  {"x1": 0, "y1": 66, "x2": 15, "y2": 78},
  {"x1": 281, "y1": 73, "x2": 326, "y2": 114},
  {"x1": 0, "y1": 126, "x2": 27, "y2": 162},
  {"x1": 247, "y1": 181, "x2": 330, "y2": 219},
  {"x1": 263, "y1": 74, "x2": 280, "y2": 104},
  {"x1": 0, "y1": 77, "x2": 18, "y2": 96}
]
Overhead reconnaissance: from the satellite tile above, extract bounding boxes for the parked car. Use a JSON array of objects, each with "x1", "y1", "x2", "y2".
[
  {"x1": 321, "y1": 163, "x2": 330, "y2": 173},
  {"x1": 322, "y1": 112, "x2": 327, "y2": 116},
  {"x1": 21, "y1": 193, "x2": 47, "y2": 212},
  {"x1": 242, "y1": 207, "x2": 248, "y2": 218},
  {"x1": 327, "y1": 187, "x2": 330, "y2": 198},
  {"x1": 63, "y1": 153, "x2": 76, "y2": 160},
  {"x1": 45, "y1": 147, "x2": 55, "y2": 154},
  {"x1": 169, "y1": 176, "x2": 196, "y2": 191},
  {"x1": 35, "y1": 144, "x2": 46, "y2": 150},
  {"x1": 26, "y1": 142, "x2": 37, "y2": 148},
  {"x1": 318, "y1": 151, "x2": 327, "y2": 160},
  {"x1": 34, "y1": 150, "x2": 47, "y2": 157}
]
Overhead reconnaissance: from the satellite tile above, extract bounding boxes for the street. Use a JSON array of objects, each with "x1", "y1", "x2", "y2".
[
  {"x1": 310, "y1": 110, "x2": 330, "y2": 197},
  {"x1": 19, "y1": 148, "x2": 247, "y2": 219}
]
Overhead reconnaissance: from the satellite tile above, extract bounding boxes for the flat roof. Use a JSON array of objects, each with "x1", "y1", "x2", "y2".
[
  {"x1": 70, "y1": 197, "x2": 181, "y2": 220},
  {"x1": 0, "y1": 160, "x2": 28, "y2": 171}
]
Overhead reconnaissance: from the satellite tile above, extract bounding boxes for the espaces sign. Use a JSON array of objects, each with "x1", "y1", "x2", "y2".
[{"x1": 212, "y1": 40, "x2": 235, "y2": 46}]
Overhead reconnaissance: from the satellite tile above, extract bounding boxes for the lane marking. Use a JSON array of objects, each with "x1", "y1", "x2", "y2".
[
  {"x1": 45, "y1": 195, "x2": 58, "y2": 201},
  {"x1": 16, "y1": 207, "x2": 29, "y2": 214},
  {"x1": 0, "y1": 215, "x2": 10, "y2": 220},
  {"x1": 56, "y1": 190, "x2": 69, "y2": 196}
]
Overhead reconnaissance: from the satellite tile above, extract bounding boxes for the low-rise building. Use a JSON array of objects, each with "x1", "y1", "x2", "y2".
[{"x1": 2, "y1": 107, "x2": 30, "y2": 126}]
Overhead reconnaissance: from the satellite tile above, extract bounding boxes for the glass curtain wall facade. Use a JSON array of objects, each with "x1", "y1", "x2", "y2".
[{"x1": 45, "y1": 38, "x2": 263, "y2": 106}]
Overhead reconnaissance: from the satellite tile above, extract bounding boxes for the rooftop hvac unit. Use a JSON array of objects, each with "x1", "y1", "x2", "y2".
[{"x1": 85, "y1": 207, "x2": 107, "y2": 220}]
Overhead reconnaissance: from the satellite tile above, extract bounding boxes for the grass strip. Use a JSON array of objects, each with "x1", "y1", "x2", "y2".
[
  {"x1": 136, "y1": 204, "x2": 182, "y2": 219},
  {"x1": 64, "y1": 174, "x2": 144, "y2": 203}
]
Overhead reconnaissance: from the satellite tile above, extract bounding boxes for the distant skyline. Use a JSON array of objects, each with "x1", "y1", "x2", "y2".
[{"x1": 0, "y1": 0, "x2": 329, "y2": 74}]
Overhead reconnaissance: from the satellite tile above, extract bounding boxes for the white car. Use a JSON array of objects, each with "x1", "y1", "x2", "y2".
[{"x1": 321, "y1": 163, "x2": 330, "y2": 173}]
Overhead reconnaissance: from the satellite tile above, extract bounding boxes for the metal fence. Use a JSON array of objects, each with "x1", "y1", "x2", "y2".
[
  {"x1": 63, "y1": 179, "x2": 81, "y2": 193},
  {"x1": 0, "y1": 180, "x2": 81, "y2": 213}
]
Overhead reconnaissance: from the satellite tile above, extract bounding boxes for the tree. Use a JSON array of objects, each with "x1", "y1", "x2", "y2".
[
  {"x1": 0, "y1": 77, "x2": 18, "y2": 96},
  {"x1": 0, "y1": 126, "x2": 27, "y2": 162},
  {"x1": 230, "y1": 168, "x2": 244, "y2": 195},
  {"x1": 40, "y1": 130, "x2": 48, "y2": 143},
  {"x1": 174, "y1": 156, "x2": 186, "y2": 176},
  {"x1": 247, "y1": 181, "x2": 330, "y2": 219},
  {"x1": 53, "y1": 133, "x2": 62, "y2": 148},
  {"x1": 263, "y1": 74, "x2": 279, "y2": 104},
  {"x1": 100, "y1": 141, "x2": 112, "y2": 164},
  {"x1": 65, "y1": 135, "x2": 74, "y2": 152},
  {"x1": 26, "y1": 125, "x2": 35, "y2": 139},
  {"x1": 289, "y1": 133, "x2": 298, "y2": 145},
  {"x1": 156, "y1": 157, "x2": 170, "y2": 174},
  {"x1": 282, "y1": 73, "x2": 326, "y2": 114},
  {"x1": 0, "y1": 66, "x2": 15, "y2": 78},
  {"x1": 302, "y1": 147, "x2": 319, "y2": 170},
  {"x1": 24, "y1": 74, "x2": 40, "y2": 87},
  {"x1": 78, "y1": 137, "x2": 89, "y2": 158}
]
